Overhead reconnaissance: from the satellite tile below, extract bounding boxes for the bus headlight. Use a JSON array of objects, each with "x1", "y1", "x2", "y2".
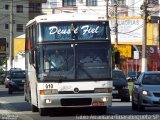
[
  {"x1": 94, "y1": 88, "x2": 112, "y2": 93},
  {"x1": 40, "y1": 89, "x2": 58, "y2": 95},
  {"x1": 51, "y1": 89, "x2": 59, "y2": 94},
  {"x1": 45, "y1": 99, "x2": 52, "y2": 103}
]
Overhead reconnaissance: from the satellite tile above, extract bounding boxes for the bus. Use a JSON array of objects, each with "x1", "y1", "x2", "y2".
[{"x1": 24, "y1": 13, "x2": 112, "y2": 116}]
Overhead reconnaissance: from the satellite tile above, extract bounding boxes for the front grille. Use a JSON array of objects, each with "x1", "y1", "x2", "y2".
[
  {"x1": 153, "y1": 101, "x2": 160, "y2": 105},
  {"x1": 61, "y1": 98, "x2": 92, "y2": 106},
  {"x1": 58, "y1": 90, "x2": 94, "y2": 94},
  {"x1": 153, "y1": 93, "x2": 160, "y2": 97}
]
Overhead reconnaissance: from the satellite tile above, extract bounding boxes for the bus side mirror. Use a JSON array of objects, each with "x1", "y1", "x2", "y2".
[{"x1": 115, "y1": 51, "x2": 120, "y2": 64}]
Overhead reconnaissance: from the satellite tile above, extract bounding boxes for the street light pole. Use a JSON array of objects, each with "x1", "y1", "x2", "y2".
[
  {"x1": 114, "y1": 0, "x2": 118, "y2": 69},
  {"x1": 115, "y1": 0, "x2": 118, "y2": 46},
  {"x1": 141, "y1": 0, "x2": 148, "y2": 72},
  {"x1": 105, "y1": 0, "x2": 109, "y2": 20},
  {"x1": 9, "y1": 0, "x2": 13, "y2": 69}
]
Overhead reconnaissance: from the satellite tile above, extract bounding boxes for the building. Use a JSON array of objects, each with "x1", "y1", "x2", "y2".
[
  {"x1": 13, "y1": 34, "x2": 25, "y2": 70},
  {"x1": 0, "y1": 0, "x2": 159, "y2": 70},
  {"x1": 0, "y1": 0, "x2": 47, "y2": 70},
  {"x1": 29, "y1": 0, "x2": 48, "y2": 20},
  {"x1": 42, "y1": 0, "x2": 56, "y2": 14},
  {"x1": 42, "y1": 0, "x2": 160, "y2": 72},
  {"x1": 42, "y1": 0, "x2": 160, "y2": 18},
  {"x1": 42, "y1": 0, "x2": 128, "y2": 16},
  {"x1": 0, "y1": 0, "x2": 29, "y2": 56}
]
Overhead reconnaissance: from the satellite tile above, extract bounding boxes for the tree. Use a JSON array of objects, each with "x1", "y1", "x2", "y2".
[{"x1": 0, "y1": 56, "x2": 7, "y2": 73}]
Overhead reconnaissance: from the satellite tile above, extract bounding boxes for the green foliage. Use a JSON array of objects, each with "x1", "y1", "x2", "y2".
[
  {"x1": 0, "y1": 56, "x2": 7, "y2": 72},
  {"x1": 0, "y1": 57, "x2": 7, "y2": 65},
  {"x1": 112, "y1": 47, "x2": 118, "y2": 57},
  {"x1": 128, "y1": 82, "x2": 134, "y2": 96}
]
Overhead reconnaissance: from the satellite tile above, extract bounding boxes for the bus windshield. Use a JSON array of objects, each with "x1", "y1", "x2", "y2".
[{"x1": 37, "y1": 43, "x2": 111, "y2": 81}]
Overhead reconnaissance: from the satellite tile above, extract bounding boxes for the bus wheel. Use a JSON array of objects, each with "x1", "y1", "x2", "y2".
[
  {"x1": 39, "y1": 108, "x2": 47, "y2": 116},
  {"x1": 31, "y1": 104, "x2": 38, "y2": 112}
]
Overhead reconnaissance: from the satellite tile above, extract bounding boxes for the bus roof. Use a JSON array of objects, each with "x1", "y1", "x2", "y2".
[{"x1": 26, "y1": 13, "x2": 107, "y2": 26}]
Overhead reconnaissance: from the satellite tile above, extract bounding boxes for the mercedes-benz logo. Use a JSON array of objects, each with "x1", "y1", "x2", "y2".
[{"x1": 73, "y1": 87, "x2": 79, "y2": 93}]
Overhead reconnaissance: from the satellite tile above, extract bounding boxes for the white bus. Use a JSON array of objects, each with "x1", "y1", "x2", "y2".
[{"x1": 24, "y1": 13, "x2": 113, "y2": 116}]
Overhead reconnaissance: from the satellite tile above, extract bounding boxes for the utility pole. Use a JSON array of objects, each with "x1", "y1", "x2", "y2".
[
  {"x1": 9, "y1": 0, "x2": 13, "y2": 68},
  {"x1": 114, "y1": 0, "x2": 118, "y2": 46},
  {"x1": 105, "y1": 0, "x2": 109, "y2": 20},
  {"x1": 141, "y1": 0, "x2": 148, "y2": 72},
  {"x1": 114, "y1": 0, "x2": 118, "y2": 69}
]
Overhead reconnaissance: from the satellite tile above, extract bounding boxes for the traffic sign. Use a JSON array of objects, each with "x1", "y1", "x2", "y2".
[
  {"x1": 134, "y1": 51, "x2": 139, "y2": 59},
  {"x1": 114, "y1": 45, "x2": 132, "y2": 58}
]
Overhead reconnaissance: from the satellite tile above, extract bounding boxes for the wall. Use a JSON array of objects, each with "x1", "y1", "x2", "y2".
[{"x1": 13, "y1": 34, "x2": 25, "y2": 70}]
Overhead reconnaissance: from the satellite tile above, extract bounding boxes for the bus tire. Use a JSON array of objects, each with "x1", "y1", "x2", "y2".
[
  {"x1": 31, "y1": 104, "x2": 38, "y2": 112},
  {"x1": 39, "y1": 108, "x2": 47, "y2": 116}
]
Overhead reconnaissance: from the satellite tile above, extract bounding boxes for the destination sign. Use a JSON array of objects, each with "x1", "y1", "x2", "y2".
[{"x1": 41, "y1": 22, "x2": 108, "y2": 41}]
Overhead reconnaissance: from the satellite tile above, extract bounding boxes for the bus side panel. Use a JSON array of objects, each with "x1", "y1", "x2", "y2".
[
  {"x1": 29, "y1": 65, "x2": 38, "y2": 107},
  {"x1": 25, "y1": 52, "x2": 38, "y2": 107}
]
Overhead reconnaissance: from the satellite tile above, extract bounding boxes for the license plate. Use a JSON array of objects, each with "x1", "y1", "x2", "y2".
[
  {"x1": 92, "y1": 101, "x2": 104, "y2": 106},
  {"x1": 113, "y1": 90, "x2": 118, "y2": 94}
]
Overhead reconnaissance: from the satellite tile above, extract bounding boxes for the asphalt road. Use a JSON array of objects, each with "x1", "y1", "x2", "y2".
[{"x1": 0, "y1": 85, "x2": 160, "y2": 120}]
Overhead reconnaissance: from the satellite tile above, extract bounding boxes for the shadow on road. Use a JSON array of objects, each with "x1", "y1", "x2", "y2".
[
  {"x1": 0, "y1": 101, "x2": 31, "y2": 112},
  {"x1": 47, "y1": 107, "x2": 108, "y2": 117},
  {"x1": 111, "y1": 105, "x2": 160, "y2": 115},
  {"x1": 0, "y1": 91, "x2": 24, "y2": 97}
]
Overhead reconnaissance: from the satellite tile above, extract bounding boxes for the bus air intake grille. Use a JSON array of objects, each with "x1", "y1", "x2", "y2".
[
  {"x1": 61, "y1": 98, "x2": 92, "y2": 106},
  {"x1": 58, "y1": 90, "x2": 94, "y2": 94}
]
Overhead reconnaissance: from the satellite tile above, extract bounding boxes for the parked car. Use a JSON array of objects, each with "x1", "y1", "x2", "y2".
[
  {"x1": 4, "y1": 68, "x2": 22, "y2": 88},
  {"x1": 9, "y1": 68, "x2": 22, "y2": 72},
  {"x1": 132, "y1": 71, "x2": 160, "y2": 111},
  {"x1": 112, "y1": 69, "x2": 130, "y2": 102},
  {"x1": 126, "y1": 71, "x2": 142, "y2": 82},
  {"x1": 126, "y1": 71, "x2": 137, "y2": 82},
  {"x1": 0, "y1": 73, "x2": 6, "y2": 84},
  {"x1": 7, "y1": 70, "x2": 26, "y2": 94},
  {"x1": 4, "y1": 73, "x2": 10, "y2": 88}
]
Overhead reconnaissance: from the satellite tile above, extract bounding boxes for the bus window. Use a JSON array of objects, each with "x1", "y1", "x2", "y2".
[
  {"x1": 76, "y1": 43, "x2": 111, "y2": 80},
  {"x1": 37, "y1": 45, "x2": 75, "y2": 81}
]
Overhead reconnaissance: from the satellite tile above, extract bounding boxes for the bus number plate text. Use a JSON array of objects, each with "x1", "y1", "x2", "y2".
[{"x1": 44, "y1": 83, "x2": 54, "y2": 89}]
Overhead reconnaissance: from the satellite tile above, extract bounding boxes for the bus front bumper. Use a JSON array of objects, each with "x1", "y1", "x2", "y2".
[{"x1": 38, "y1": 93, "x2": 112, "y2": 108}]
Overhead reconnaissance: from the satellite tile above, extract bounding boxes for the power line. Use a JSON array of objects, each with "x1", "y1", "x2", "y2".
[{"x1": 0, "y1": 1, "x2": 158, "y2": 18}]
